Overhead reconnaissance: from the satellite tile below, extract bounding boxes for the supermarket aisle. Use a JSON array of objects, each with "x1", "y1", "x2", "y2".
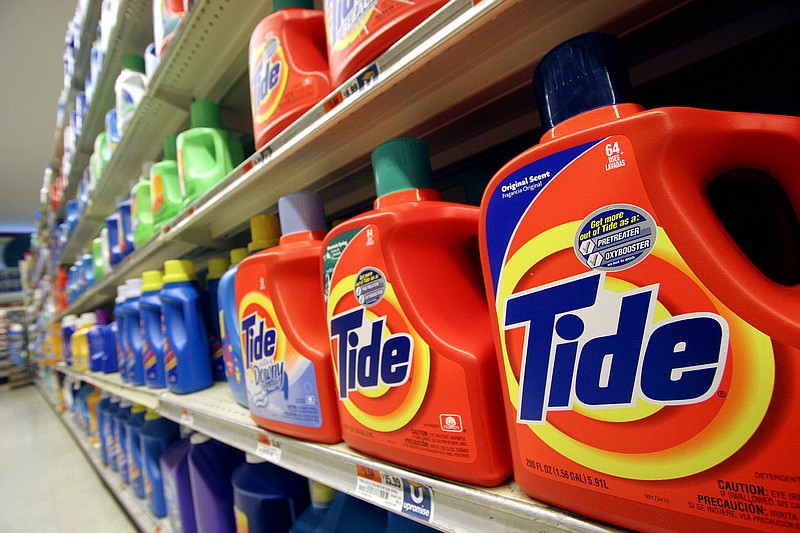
[{"x1": 0, "y1": 385, "x2": 136, "y2": 533}]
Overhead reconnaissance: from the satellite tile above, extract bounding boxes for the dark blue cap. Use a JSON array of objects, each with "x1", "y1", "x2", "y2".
[{"x1": 534, "y1": 33, "x2": 632, "y2": 129}]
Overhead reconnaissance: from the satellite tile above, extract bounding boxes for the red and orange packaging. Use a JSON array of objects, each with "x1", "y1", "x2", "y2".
[
  {"x1": 323, "y1": 0, "x2": 449, "y2": 88},
  {"x1": 235, "y1": 192, "x2": 341, "y2": 444},
  {"x1": 480, "y1": 33, "x2": 800, "y2": 531},
  {"x1": 249, "y1": 0, "x2": 330, "y2": 149},
  {"x1": 322, "y1": 137, "x2": 511, "y2": 486}
]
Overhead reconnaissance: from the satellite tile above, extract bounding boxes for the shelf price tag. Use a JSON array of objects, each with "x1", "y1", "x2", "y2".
[
  {"x1": 255, "y1": 433, "x2": 282, "y2": 463},
  {"x1": 354, "y1": 465, "x2": 435, "y2": 523},
  {"x1": 179, "y1": 408, "x2": 194, "y2": 427}
]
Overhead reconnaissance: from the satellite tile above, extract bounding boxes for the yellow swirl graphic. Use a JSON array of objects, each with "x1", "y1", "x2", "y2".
[{"x1": 498, "y1": 223, "x2": 774, "y2": 479}]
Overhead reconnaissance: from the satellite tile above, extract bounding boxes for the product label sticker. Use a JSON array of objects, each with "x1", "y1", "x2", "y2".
[
  {"x1": 574, "y1": 204, "x2": 656, "y2": 271},
  {"x1": 255, "y1": 433, "x2": 282, "y2": 463},
  {"x1": 354, "y1": 267, "x2": 386, "y2": 306},
  {"x1": 179, "y1": 408, "x2": 193, "y2": 426},
  {"x1": 354, "y1": 465, "x2": 435, "y2": 523}
]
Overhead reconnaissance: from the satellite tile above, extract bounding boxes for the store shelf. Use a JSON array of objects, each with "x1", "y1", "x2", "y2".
[
  {"x1": 58, "y1": 0, "x2": 153, "y2": 221},
  {"x1": 0, "y1": 292, "x2": 24, "y2": 306},
  {"x1": 36, "y1": 380, "x2": 169, "y2": 533},
  {"x1": 55, "y1": 0, "x2": 681, "y2": 318},
  {"x1": 55, "y1": 365, "x2": 622, "y2": 532},
  {"x1": 60, "y1": 0, "x2": 273, "y2": 263},
  {"x1": 56, "y1": 235, "x2": 198, "y2": 320}
]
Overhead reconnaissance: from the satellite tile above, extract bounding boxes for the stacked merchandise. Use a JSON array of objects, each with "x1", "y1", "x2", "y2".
[{"x1": 38, "y1": 0, "x2": 800, "y2": 532}]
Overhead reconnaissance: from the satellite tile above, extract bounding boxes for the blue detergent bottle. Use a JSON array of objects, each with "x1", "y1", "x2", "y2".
[
  {"x1": 316, "y1": 491, "x2": 388, "y2": 533},
  {"x1": 61, "y1": 314, "x2": 78, "y2": 367},
  {"x1": 220, "y1": 215, "x2": 280, "y2": 406},
  {"x1": 289, "y1": 480, "x2": 336, "y2": 533},
  {"x1": 140, "y1": 410, "x2": 180, "y2": 517},
  {"x1": 96, "y1": 394, "x2": 111, "y2": 465},
  {"x1": 161, "y1": 436, "x2": 198, "y2": 533},
  {"x1": 115, "y1": 400, "x2": 133, "y2": 484},
  {"x1": 231, "y1": 454, "x2": 310, "y2": 532},
  {"x1": 123, "y1": 278, "x2": 146, "y2": 386},
  {"x1": 140, "y1": 270, "x2": 166, "y2": 388},
  {"x1": 105, "y1": 213, "x2": 123, "y2": 266},
  {"x1": 161, "y1": 259, "x2": 213, "y2": 394},
  {"x1": 115, "y1": 285, "x2": 129, "y2": 382},
  {"x1": 188, "y1": 434, "x2": 245, "y2": 533},
  {"x1": 126, "y1": 404, "x2": 147, "y2": 498},
  {"x1": 125, "y1": 404, "x2": 146, "y2": 499},
  {"x1": 89, "y1": 321, "x2": 117, "y2": 373},
  {"x1": 104, "y1": 321, "x2": 120, "y2": 373},
  {"x1": 204, "y1": 257, "x2": 230, "y2": 381},
  {"x1": 118, "y1": 198, "x2": 135, "y2": 259},
  {"x1": 219, "y1": 247, "x2": 248, "y2": 406},
  {"x1": 105, "y1": 397, "x2": 120, "y2": 471}
]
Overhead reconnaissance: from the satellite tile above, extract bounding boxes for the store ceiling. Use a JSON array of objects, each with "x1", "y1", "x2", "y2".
[{"x1": 0, "y1": 0, "x2": 77, "y2": 234}]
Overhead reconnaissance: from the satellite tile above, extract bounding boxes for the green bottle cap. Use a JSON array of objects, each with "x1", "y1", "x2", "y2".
[
  {"x1": 248, "y1": 214, "x2": 280, "y2": 253},
  {"x1": 206, "y1": 257, "x2": 230, "y2": 280},
  {"x1": 229, "y1": 247, "x2": 248, "y2": 266},
  {"x1": 163, "y1": 135, "x2": 177, "y2": 161},
  {"x1": 131, "y1": 404, "x2": 147, "y2": 414},
  {"x1": 372, "y1": 137, "x2": 434, "y2": 198},
  {"x1": 163, "y1": 259, "x2": 196, "y2": 283},
  {"x1": 144, "y1": 408, "x2": 160, "y2": 421},
  {"x1": 123, "y1": 53, "x2": 146, "y2": 73},
  {"x1": 141, "y1": 270, "x2": 164, "y2": 292},
  {"x1": 273, "y1": 0, "x2": 314, "y2": 10},
  {"x1": 190, "y1": 100, "x2": 223, "y2": 129}
]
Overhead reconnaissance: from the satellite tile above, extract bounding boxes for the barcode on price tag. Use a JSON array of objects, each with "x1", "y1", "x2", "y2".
[
  {"x1": 255, "y1": 433, "x2": 282, "y2": 463},
  {"x1": 354, "y1": 465, "x2": 403, "y2": 512}
]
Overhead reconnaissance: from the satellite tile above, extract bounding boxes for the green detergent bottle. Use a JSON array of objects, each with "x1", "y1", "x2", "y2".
[
  {"x1": 151, "y1": 135, "x2": 182, "y2": 231},
  {"x1": 177, "y1": 100, "x2": 245, "y2": 208},
  {"x1": 132, "y1": 162, "x2": 156, "y2": 248},
  {"x1": 92, "y1": 236, "x2": 108, "y2": 282},
  {"x1": 91, "y1": 131, "x2": 113, "y2": 188}
]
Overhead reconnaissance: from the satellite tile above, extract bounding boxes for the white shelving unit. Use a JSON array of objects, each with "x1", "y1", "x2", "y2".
[
  {"x1": 36, "y1": 380, "x2": 170, "y2": 533},
  {"x1": 55, "y1": 364, "x2": 623, "y2": 532}
]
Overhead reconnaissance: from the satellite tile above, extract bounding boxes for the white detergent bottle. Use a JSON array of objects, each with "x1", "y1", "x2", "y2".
[{"x1": 115, "y1": 53, "x2": 148, "y2": 139}]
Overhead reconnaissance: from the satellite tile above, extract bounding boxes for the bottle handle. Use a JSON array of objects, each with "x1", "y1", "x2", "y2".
[{"x1": 645, "y1": 112, "x2": 800, "y2": 345}]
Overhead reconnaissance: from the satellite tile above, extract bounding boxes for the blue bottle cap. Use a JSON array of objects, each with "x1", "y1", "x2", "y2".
[
  {"x1": 278, "y1": 191, "x2": 327, "y2": 235},
  {"x1": 533, "y1": 32, "x2": 632, "y2": 129}
]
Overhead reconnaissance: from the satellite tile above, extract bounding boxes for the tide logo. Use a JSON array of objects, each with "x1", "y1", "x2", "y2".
[
  {"x1": 251, "y1": 37, "x2": 287, "y2": 124},
  {"x1": 330, "y1": 307, "x2": 412, "y2": 399},
  {"x1": 241, "y1": 312, "x2": 284, "y2": 392},
  {"x1": 504, "y1": 272, "x2": 729, "y2": 424}
]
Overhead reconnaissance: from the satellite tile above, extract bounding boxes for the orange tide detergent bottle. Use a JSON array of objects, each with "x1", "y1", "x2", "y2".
[
  {"x1": 323, "y1": 0, "x2": 449, "y2": 88},
  {"x1": 236, "y1": 191, "x2": 340, "y2": 444},
  {"x1": 249, "y1": 0, "x2": 330, "y2": 149},
  {"x1": 479, "y1": 32, "x2": 800, "y2": 532},
  {"x1": 323, "y1": 137, "x2": 511, "y2": 485}
]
